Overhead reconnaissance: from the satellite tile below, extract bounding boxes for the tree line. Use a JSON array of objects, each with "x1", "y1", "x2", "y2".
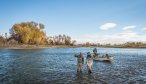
[
  {"x1": 96, "y1": 42, "x2": 146, "y2": 48},
  {"x1": 47, "y1": 35, "x2": 76, "y2": 45},
  {"x1": 75, "y1": 42, "x2": 146, "y2": 48},
  {"x1": 0, "y1": 21, "x2": 76, "y2": 47},
  {"x1": 1, "y1": 21, "x2": 146, "y2": 48}
]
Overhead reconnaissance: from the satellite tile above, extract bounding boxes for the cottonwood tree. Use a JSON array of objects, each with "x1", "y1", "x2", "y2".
[{"x1": 10, "y1": 21, "x2": 47, "y2": 45}]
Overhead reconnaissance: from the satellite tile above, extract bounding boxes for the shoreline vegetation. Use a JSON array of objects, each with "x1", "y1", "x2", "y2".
[
  {"x1": 0, "y1": 45, "x2": 77, "y2": 49},
  {"x1": 1, "y1": 21, "x2": 146, "y2": 49},
  {"x1": 1, "y1": 44, "x2": 146, "y2": 49},
  {"x1": 1, "y1": 46, "x2": 146, "y2": 49}
]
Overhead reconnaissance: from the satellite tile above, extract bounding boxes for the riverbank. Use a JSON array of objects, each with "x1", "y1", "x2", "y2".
[
  {"x1": 0, "y1": 44, "x2": 77, "y2": 49},
  {"x1": 1, "y1": 44, "x2": 146, "y2": 49},
  {"x1": 98, "y1": 46, "x2": 146, "y2": 49}
]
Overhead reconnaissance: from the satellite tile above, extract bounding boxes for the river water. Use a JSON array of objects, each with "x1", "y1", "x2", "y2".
[{"x1": 0, "y1": 48, "x2": 146, "y2": 84}]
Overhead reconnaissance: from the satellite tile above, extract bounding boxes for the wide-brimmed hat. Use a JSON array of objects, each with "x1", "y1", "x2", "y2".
[{"x1": 87, "y1": 52, "x2": 90, "y2": 55}]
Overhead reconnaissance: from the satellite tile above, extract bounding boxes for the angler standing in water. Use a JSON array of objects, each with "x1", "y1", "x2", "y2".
[
  {"x1": 86, "y1": 52, "x2": 93, "y2": 73},
  {"x1": 74, "y1": 52, "x2": 84, "y2": 72}
]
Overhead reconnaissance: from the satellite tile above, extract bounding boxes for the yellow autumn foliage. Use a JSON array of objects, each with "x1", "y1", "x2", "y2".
[{"x1": 10, "y1": 21, "x2": 47, "y2": 45}]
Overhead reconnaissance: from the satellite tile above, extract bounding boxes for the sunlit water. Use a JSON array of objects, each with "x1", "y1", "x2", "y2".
[{"x1": 0, "y1": 48, "x2": 146, "y2": 84}]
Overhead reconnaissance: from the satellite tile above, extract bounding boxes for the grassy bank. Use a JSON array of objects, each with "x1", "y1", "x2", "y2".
[
  {"x1": 0, "y1": 44, "x2": 77, "y2": 49},
  {"x1": 1, "y1": 44, "x2": 146, "y2": 49}
]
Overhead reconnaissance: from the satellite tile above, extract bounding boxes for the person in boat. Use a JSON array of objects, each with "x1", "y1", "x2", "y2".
[
  {"x1": 105, "y1": 53, "x2": 109, "y2": 59},
  {"x1": 86, "y1": 52, "x2": 93, "y2": 73},
  {"x1": 93, "y1": 48, "x2": 97, "y2": 57},
  {"x1": 74, "y1": 52, "x2": 84, "y2": 72}
]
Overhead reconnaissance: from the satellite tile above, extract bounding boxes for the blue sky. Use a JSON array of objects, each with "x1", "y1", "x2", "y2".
[{"x1": 1, "y1": 0, "x2": 146, "y2": 44}]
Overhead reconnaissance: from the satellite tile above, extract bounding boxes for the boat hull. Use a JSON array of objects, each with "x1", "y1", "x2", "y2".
[{"x1": 93, "y1": 56, "x2": 113, "y2": 61}]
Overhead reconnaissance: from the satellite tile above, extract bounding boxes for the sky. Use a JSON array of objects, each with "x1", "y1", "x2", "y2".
[{"x1": 0, "y1": 0, "x2": 146, "y2": 44}]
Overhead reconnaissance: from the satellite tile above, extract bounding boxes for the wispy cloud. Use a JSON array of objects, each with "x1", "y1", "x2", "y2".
[
  {"x1": 72, "y1": 23, "x2": 146, "y2": 44},
  {"x1": 72, "y1": 31, "x2": 146, "y2": 44},
  {"x1": 122, "y1": 25, "x2": 136, "y2": 30},
  {"x1": 117, "y1": 30, "x2": 138, "y2": 38},
  {"x1": 99, "y1": 23, "x2": 117, "y2": 30},
  {"x1": 142, "y1": 28, "x2": 146, "y2": 31}
]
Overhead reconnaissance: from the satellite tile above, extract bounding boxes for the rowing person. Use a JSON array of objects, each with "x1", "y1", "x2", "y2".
[
  {"x1": 86, "y1": 52, "x2": 93, "y2": 73},
  {"x1": 93, "y1": 48, "x2": 98, "y2": 57},
  {"x1": 93, "y1": 48, "x2": 97, "y2": 54}
]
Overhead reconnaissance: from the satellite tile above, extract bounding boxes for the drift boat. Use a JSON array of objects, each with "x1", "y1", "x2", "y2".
[{"x1": 93, "y1": 54, "x2": 114, "y2": 61}]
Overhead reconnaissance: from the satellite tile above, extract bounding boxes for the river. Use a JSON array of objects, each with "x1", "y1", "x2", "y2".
[{"x1": 0, "y1": 48, "x2": 146, "y2": 84}]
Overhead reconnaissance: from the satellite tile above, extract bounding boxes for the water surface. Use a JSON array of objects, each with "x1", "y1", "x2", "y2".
[{"x1": 0, "y1": 48, "x2": 146, "y2": 84}]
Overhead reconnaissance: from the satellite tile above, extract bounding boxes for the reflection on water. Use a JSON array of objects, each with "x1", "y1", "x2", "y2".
[{"x1": 0, "y1": 48, "x2": 146, "y2": 84}]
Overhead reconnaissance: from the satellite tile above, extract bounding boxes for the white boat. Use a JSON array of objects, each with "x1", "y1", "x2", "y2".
[{"x1": 93, "y1": 54, "x2": 114, "y2": 61}]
